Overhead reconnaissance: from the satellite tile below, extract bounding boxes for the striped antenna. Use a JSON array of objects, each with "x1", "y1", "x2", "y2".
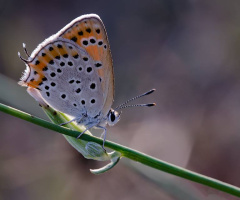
[{"x1": 115, "y1": 89, "x2": 156, "y2": 110}]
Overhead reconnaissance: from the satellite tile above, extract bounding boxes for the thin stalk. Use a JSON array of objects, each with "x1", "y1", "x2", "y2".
[{"x1": 0, "y1": 102, "x2": 239, "y2": 197}]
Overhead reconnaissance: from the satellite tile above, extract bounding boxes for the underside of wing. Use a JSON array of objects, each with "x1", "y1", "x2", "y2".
[
  {"x1": 57, "y1": 14, "x2": 114, "y2": 117},
  {"x1": 19, "y1": 38, "x2": 105, "y2": 118}
]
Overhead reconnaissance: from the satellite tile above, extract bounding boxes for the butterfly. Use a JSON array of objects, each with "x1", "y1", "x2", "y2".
[{"x1": 18, "y1": 14, "x2": 155, "y2": 149}]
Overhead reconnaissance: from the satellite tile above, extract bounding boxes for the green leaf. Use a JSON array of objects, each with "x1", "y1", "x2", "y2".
[{"x1": 41, "y1": 103, "x2": 119, "y2": 163}]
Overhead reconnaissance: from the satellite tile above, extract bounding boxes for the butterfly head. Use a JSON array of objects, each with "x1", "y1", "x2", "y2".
[
  {"x1": 107, "y1": 109, "x2": 121, "y2": 126},
  {"x1": 106, "y1": 89, "x2": 156, "y2": 127}
]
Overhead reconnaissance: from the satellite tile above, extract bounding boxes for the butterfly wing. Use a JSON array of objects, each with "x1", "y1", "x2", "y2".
[
  {"x1": 59, "y1": 14, "x2": 114, "y2": 117},
  {"x1": 19, "y1": 38, "x2": 105, "y2": 118},
  {"x1": 19, "y1": 14, "x2": 114, "y2": 119}
]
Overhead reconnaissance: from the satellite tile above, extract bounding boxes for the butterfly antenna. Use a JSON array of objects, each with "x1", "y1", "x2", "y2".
[
  {"x1": 117, "y1": 103, "x2": 156, "y2": 110},
  {"x1": 23, "y1": 43, "x2": 30, "y2": 57},
  {"x1": 115, "y1": 89, "x2": 156, "y2": 110},
  {"x1": 18, "y1": 52, "x2": 30, "y2": 64}
]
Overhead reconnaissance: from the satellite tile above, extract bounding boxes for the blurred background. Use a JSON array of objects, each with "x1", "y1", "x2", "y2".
[{"x1": 0, "y1": 0, "x2": 240, "y2": 199}]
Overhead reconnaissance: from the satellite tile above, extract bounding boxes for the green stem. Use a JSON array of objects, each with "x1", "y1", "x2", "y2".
[{"x1": 1, "y1": 102, "x2": 240, "y2": 197}]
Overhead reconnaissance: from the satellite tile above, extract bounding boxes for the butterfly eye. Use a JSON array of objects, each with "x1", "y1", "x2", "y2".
[
  {"x1": 110, "y1": 112, "x2": 115, "y2": 122},
  {"x1": 108, "y1": 110, "x2": 120, "y2": 126}
]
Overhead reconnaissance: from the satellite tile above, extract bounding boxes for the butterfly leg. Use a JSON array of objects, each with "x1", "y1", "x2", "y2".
[
  {"x1": 59, "y1": 117, "x2": 81, "y2": 126},
  {"x1": 97, "y1": 125, "x2": 107, "y2": 151},
  {"x1": 76, "y1": 124, "x2": 96, "y2": 139}
]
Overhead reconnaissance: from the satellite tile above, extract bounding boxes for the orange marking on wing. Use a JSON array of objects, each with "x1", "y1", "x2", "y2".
[
  {"x1": 95, "y1": 33, "x2": 103, "y2": 40},
  {"x1": 27, "y1": 82, "x2": 37, "y2": 88},
  {"x1": 57, "y1": 45, "x2": 68, "y2": 56},
  {"x1": 26, "y1": 73, "x2": 44, "y2": 88},
  {"x1": 62, "y1": 19, "x2": 104, "y2": 50},
  {"x1": 38, "y1": 53, "x2": 52, "y2": 65},
  {"x1": 32, "y1": 62, "x2": 45, "y2": 71},
  {"x1": 64, "y1": 31, "x2": 73, "y2": 40},
  {"x1": 28, "y1": 63, "x2": 43, "y2": 77},
  {"x1": 29, "y1": 58, "x2": 47, "y2": 74},
  {"x1": 62, "y1": 32, "x2": 77, "y2": 43},
  {"x1": 25, "y1": 60, "x2": 47, "y2": 87},
  {"x1": 26, "y1": 45, "x2": 69, "y2": 88},
  {"x1": 71, "y1": 50, "x2": 79, "y2": 56},
  {"x1": 62, "y1": 27, "x2": 105, "y2": 62},
  {"x1": 85, "y1": 45, "x2": 101, "y2": 61},
  {"x1": 62, "y1": 27, "x2": 78, "y2": 43},
  {"x1": 88, "y1": 20, "x2": 103, "y2": 40},
  {"x1": 46, "y1": 47, "x2": 59, "y2": 58},
  {"x1": 97, "y1": 68, "x2": 105, "y2": 78}
]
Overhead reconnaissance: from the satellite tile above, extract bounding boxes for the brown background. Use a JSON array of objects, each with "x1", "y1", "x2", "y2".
[{"x1": 0, "y1": 0, "x2": 240, "y2": 199}]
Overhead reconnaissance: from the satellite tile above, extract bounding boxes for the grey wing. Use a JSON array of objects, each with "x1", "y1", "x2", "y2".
[{"x1": 23, "y1": 38, "x2": 104, "y2": 118}]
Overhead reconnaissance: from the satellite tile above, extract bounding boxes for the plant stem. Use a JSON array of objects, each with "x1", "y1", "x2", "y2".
[{"x1": 0, "y1": 102, "x2": 239, "y2": 197}]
